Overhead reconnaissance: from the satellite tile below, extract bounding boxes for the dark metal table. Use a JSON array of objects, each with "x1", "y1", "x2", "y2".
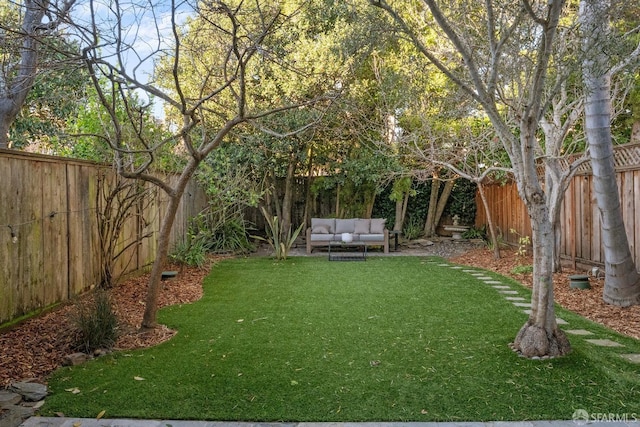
[{"x1": 328, "y1": 241, "x2": 367, "y2": 261}]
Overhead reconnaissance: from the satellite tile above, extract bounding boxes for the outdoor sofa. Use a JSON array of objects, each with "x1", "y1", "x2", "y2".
[{"x1": 306, "y1": 218, "x2": 389, "y2": 254}]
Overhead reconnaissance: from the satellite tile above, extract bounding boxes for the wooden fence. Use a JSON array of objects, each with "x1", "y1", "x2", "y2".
[
  {"x1": 0, "y1": 150, "x2": 206, "y2": 325},
  {"x1": 475, "y1": 150, "x2": 640, "y2": 271}
]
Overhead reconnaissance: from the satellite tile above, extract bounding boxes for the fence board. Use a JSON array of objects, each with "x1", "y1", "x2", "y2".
[
  {"x1": 42, "y1": 162, "x2": 68, "y2": 306},
  {"x1": 477, "y1": 166, "x2": 640, "y2": 271},
  {"x1": 0, "y1": 150, "x2": 206, "y2": 324}
]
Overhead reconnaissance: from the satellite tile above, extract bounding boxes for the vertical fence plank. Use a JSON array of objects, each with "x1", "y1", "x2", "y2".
[
  {"x1": 41, "y1": 162, "x2": 68, "y2": 306},
  {"x1": 622, "y1": 171, "x2": 635, "y2": 258}
]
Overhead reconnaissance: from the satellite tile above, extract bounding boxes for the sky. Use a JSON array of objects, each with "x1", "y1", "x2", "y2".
[{"x1": 71, "y1": 0, "x2": 194, "y2": 118}]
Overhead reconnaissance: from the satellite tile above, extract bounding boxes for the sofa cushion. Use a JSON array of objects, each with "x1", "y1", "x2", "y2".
[
  {"x1": 359, "y1": 233, "x2": 385, "y2": 242},
  {"x1": 311, "y1": 218, "x2": 335, "y2": 234},
  {"x1": 354, "y1": 219, "x2": 370, "y2": 234},
  {"x1": 335, "y1": 219, "x2": 356, "y2": 233},
  {"x1": 370, "y1": 218, "x2": 386, "y2": 234},
  {"x1": 310, "y1": 233, "x2": 333, "y2": 242}
]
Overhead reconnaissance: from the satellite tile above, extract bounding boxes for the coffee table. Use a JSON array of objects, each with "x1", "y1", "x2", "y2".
[{"x1": 328, "y1": 241, "x2": 367, "y2": 261}]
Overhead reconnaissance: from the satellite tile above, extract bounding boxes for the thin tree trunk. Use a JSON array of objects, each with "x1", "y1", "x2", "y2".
[
  {"x1": 303, "y1": 147, "x2": 314, "y2": 227},
  {"x1": 394, "y1": 198, "x2": 404, "y2": 231},
  {"x1": 401, "y1": 191, "x2": 410, "y2": 228},
  {"x1": 477, "y1": 182, "x2": 500, "y2": 259},
  {"x1": 281, "y1": 155, "x2": 296, "y2": 236},
  {"x1": 433, "y1": 178, "x2": 455, "y2": 229},
  {"x1": 424, "y1": 178, "x2": 441, "y2": 236},
  {"x1": 142, "y1": 162, "x2": 199, "y2": 328},
  {"x1": 581, "y1": 0, "x2": 640, "y2": 306}
]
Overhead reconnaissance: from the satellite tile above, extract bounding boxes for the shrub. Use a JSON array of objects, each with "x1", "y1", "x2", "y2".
[
  {"x1": 71, "y1": 290, "x2": 119, "y2": 353},
  {"x1": 402, "y1": 214, "x2": 424, "y2": 240},
  {"x1": 170, "y1": 235, "x2": 208, "y2": 267}
]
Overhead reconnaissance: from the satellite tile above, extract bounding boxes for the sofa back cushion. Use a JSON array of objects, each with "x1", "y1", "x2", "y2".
[
  {"x1": 370, "y1": 218, "x2": 386, "y2": 234},
  {"x1": 311, "y1": 218, "x2": 335, "y2": 234},
  {"x1": 354, "y1": 219, "x2": 370, "y2": 234},
  {"x1": 335, "y1": 218, "x2": 356, "y2": 234}
]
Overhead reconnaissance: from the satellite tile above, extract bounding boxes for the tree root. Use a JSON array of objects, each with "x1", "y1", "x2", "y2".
[{"x1": 512, "y1": 321, "x2": 571, "y2": 358}]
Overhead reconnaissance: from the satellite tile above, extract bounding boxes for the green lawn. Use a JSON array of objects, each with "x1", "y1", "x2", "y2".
[{"x1": 43, "y1": 257, "x2": 640, "y2": 422}]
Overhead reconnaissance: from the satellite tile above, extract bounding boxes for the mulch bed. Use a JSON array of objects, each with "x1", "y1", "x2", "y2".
[{"x1": 1, "y1": 249, "x2": 639, "y2": 388}]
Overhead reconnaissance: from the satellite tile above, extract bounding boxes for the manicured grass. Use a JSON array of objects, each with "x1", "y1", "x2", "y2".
[{"x1": 43, "y1": 257, "x2": 640, "y2": 422}]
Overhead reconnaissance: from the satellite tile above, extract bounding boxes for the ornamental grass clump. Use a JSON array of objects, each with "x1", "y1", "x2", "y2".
[{"x1": 71, "y1": 289, "x2": 119, "y2": 353}]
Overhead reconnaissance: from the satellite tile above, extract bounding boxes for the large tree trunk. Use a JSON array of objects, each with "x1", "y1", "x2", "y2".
[
  {"x1": 513, "y1": 188, "x2": 571, "y2": 357},
  {"x1": 580, "y1": 0, "x2": 640, "y2": 306},
  {"x1": 0, "y1": 0, "x2": 48, "y2": 149}
]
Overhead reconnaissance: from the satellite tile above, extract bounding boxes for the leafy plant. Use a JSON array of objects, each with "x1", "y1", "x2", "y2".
[
  {"x1": 509, "y1": 228, "x2": 532, "y2": 275},
  {"x1": 511, "y1": 264, "x2": 534, "y2": 275},
  {"x1": 71, "y1": 290, "x2": 119, "y2": 353},
  {"x1": 462, "y1": 224, "x2": 487, "y2": 240},
  {"x1": 170, "y1": 234, "x2": 208, "y2": 267},
  {"x1": 402, "y1": 214, "x2": 424, "y2": 240},
  {"x1": 254, "y1": 207, "x2": 303, "y2": 260}
]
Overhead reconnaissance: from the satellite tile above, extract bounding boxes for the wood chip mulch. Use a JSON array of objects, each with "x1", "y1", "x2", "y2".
[
  {"x1": 0, "y1": 258, "x2": 221, "y2": 388},
  {"x1": 450, "y1": 248, "x2": 640, "y2": 340},
  {"x1": 1, "y1": 249, "x2": 639, "y2": 389}
]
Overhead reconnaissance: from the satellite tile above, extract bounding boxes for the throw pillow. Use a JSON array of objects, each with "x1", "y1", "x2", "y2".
[
  {"x1": 354, "y1": 219, "x2": 370, "y2": 234},
  {"x1": 311, "y1": 224, "x2": 330, "y2": 234},
  {"x1": 370, "y1": 218, "x2": 386, "y2": 234},
  {"x1": 335, "y1": 219, "x2": 356, "y2": 233}
]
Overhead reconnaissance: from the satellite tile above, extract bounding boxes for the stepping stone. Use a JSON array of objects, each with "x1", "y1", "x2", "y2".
[
  {"x1": 512, "y1": 302, "x2": 531, "y2": 307},
  {"x1": 620, "y1": 354, "x2": 640, "y2": 364},
  {"x1": 499, "y1": 290, "x2": 519, "y2": 294},
  {"x1": 492, "y1": 285, "x2": 511, "y2": 289},
  {"x1": 565, "y1": 329, "x2": 594, "y2": 336},
  {"x1": 477, "y1": 276, "x2": 493, "y2": 280},
  {"x1": 437, "y1": 263, "x2": 450, "y2": 267},
  {"x1": 523, "y1": 309, "x2": 532, "y2": 315},
  {"x1": 462, "y1": 270, "x2": 477, "y2": 273},
  {"x1": 505, "y1": 296, "x2": 526, "y2": 301},
  {"x1": 585, "y1": 339, "x2": 624, "y2": 347},
  {"x1": 555, "y1": 317, "x2": 568, "y2": 325},
  {"x1": 450, "y1": 266, "x2": 463, "y2": 269},
  {"x1": 485, "y1": 280, "x2": 504, "y2": 284}
]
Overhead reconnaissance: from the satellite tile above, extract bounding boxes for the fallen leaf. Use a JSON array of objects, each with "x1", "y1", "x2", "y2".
[
  {"x1": 65, "y1": 387, "x2": 81, "y2": 394},
  {"x1": 237, "y1": 319, "x2": 244, "y2": 323},
  {"x1": 96, "y1": 410, "x2": 106, "y2": 420},
  {"x1": 421, "y1": 409, "x2": 428, "y2": 414},
  {"x1": 290, "y1": 380, "x2": 299, "y2": 385},
  {"x1": 134, "y1": 376, "x2": 145, "y2": 381}
]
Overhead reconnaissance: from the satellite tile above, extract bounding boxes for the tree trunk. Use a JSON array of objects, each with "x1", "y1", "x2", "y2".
[
  {"x1": 281, "y1": 154, "x2": 296, "y2": 237},
  {"x1": 424, "y1": 178, "x2": 441, "y2": 236},
  {"x1": 581, "y1": 0, "x2": 640, "y2": 306},
  {"x1": 394, "y1": 198, "x2": 404, "y2": 231},
  {"x1": 0, "y1": 0, "x2": 48, "y2": 149},
  {"x1": 142, "y1": 163, "x2": 198, "y2": 328},
  {"x1": 477, "y1": 182, "x2": 500, "y2": 259},
  {"x1": 434, "y1": 178, "x2": 455, "y2": 229},
  {"x1": 513, "y1": 192, "x2": 571, "y2": 357},
  {"x1": 303, "y1": 147, "x2": 314, "y2": 228}
]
